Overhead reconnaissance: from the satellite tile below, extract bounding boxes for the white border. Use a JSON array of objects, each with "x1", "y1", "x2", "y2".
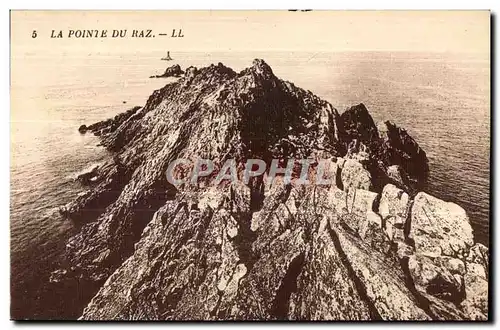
[
  {"x1": 2, "y1": 1, "x2": 499, "y2": 10},
  {"x1": 2, "y1": 1, "x2": 498, "y2": 329}
]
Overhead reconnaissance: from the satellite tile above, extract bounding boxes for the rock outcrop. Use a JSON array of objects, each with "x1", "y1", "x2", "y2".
[
  {"x1": 379, "y1": 184, "x2": 409, "y2": 241},
  {"x1": 149, "y1": 64, "x2": 185, "y2": 78},
  {"x1": 410, "y1": 192, "x2": 474, "y2": 257},
  {"x1": 56, "y1": 59, "x2": 488, "y2": 320},
  {"x1": 78, "y1": 106, "x2": 142, "y2": 136}
]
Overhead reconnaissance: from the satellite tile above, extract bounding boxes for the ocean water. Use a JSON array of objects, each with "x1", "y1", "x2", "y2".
[{"x1": 10, "y1": 51, "x2": 490, "y2": 319}]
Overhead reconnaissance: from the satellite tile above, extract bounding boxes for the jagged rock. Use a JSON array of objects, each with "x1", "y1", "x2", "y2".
[
  {"x1": 80, "y1": 186, "x2": 249, "y2": 320},
  {"x1": 335, "y1": 228, "x2": 430, "y2": 320},
  {"x1": 289, "y1": 230, "x2": 373, "y2": 320},
  {"x1": 334, "y1": 105, "x2": 429, "y2": 192},
  {"x1": 349, "y1": 189, "x2": 378, "y2": 218},
  {"x1": 316, "y1": 159, "x2": 338, "y2": 186},
  {"x1": 327, "y1": 186, "x2": 348, "y2": 218},
  {"x1": 385, "y1": 165, "x2": 413, "y2": 192},
  {"x1": 409, "y1": 192, "x2": 474, "y2": 257},
  {"x1": 336, "y1": 157, "x2": 346, "y2": 169},
  {"x1": 379, "y1": 184, "x2": 409, "y2": 242},
  {"x1": 76, "y1": 166, "x2": 99, "y2": 185},
  {"x1": 341, "y1": 159, "x2": 372, "y2": 191},
  {"x1": 49, "y1": 269, "x2": 68, "y2": 283},
  {"x1": 78, "y1": 106, "x2": 142, "y2": 137},
  {"x1": 185, "y1": 66, "x2": 198, "y2": 78},
  {"x1": 408, "y1": 254, "x2": 465, "y2": 304},
  {"x1": 78, "y1": 124, "x2": 88, "y2": 133},
  {"x1": 377, "y1": 121, "x2": 429, "y2": 183},
  {"x1": 358, "y1": 215, "x2": 391, "y2": 255},
  {"x1": 150, "y1": 64, "x2": 185, "y2": 78},
  {"x1": 396, "y1": 242, "x2": 414, "y2": 259},
  {"x1": 460, "y1": 271, "x2": 488, "y2": 320},
  {"x1": 339, "y1": 103, "x2": 379, "y2": 146},
  {"x1": 467, "y1": 263, "x2": 487, "y2": 279},
  {"x1": 406, "y1": 195, "x2": 488, "y2": 321},
  {"x1": 421, "y1": 292, "x2": 468, "y2": 320},
  {"x1": 233, "y1": 227, "x2": 306, "y2": 320},
  {"x1": 345, "y1": 139, "x2": 370, "y2": 164},
  {"x1": 459, "y1": 243, "x2": 489, "y2": 320},
  {"x1": 466, "y1": 243, "x2": 489, "y2": 272},
  {"x1": 341, "y1": 189, "x2": 383, "y2": 245},
  {"x1": 250, "y1": 182, "x2": 292, "y2": 234}
]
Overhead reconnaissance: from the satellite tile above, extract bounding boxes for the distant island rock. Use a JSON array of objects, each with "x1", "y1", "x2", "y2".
[
  {"x1": 149, "y1": 64, "x2": 184, "y2": 78},
  {"x1": 58, "y1": 59, "x2": 487, "y2": 321}
]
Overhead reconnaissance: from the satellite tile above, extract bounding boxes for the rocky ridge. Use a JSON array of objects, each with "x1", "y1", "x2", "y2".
[{"x1": 58, "y1": 59, "x2": 488, "y2": 320}]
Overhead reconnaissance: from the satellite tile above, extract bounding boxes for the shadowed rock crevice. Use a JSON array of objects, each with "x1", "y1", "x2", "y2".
[
  {"x1": 326, "y1": 221, "x2": 382, "y2": 320},
  {"x1": 404, "y1": 199, "x2": 415, "y2": 245},
  {"x1": 335, "y1": 164, "x2": 344, "y2": 190},
  {"x1": 271, "y1": 252, "x2": 305, "y2": 320},
  {"x1": 229, "y1": 187, "x2": 259, "y2": 270},
  {"x1": 399, "y1": 256, "x2": 437, "y2": 318}
]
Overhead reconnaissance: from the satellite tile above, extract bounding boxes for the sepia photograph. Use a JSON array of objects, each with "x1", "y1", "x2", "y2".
[{"x1": 9, "y1": 10, "x2": 490, "y2": 321}]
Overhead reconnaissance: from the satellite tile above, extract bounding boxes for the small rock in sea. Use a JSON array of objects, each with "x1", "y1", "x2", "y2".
[
  {"x1": 150, "y1": 64, "x2": 185, "y2": 78},
  {"x1": 78, "y1": 124, "x2": 87, "y2": 134},
  {"x1": 58, "y1": 205, "x2": 69, "y2": 217},
  {"x1": 49, "y1": 269, "x2": 68, "y2": 283},
  {"x1": 123, "y1": 101, "x2": 127, "y2": 104},
  {"x1": 76, "y1": 166, "x2": 99, "y2": 185}
]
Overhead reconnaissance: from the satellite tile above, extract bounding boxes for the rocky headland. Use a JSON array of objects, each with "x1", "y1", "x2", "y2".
[{"x1": 59, "y1": 59, "x2": 488, "y2": 320}]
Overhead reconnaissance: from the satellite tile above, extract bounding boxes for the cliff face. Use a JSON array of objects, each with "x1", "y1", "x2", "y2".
[{"x1": 57, "y1": 59, "x2": 488, "y2": 320}]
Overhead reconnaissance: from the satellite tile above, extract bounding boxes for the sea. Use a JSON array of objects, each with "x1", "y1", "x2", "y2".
[{"x1": 10, "y1": 51, "x2": 490, "y2": 319}]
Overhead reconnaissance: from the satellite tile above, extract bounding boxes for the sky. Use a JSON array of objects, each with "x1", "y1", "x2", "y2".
[{"x1": 10, "y1": 10, "x2": 490, "y2": 55}]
